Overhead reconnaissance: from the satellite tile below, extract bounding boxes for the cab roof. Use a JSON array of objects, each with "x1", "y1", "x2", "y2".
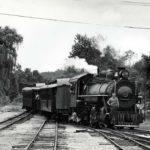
[
  {"x1": 57, "y1": 78, "x2": 71, "y2": 86},
  {"x1": 70, "y1": 73, "x2": 93, "y2": 83}
]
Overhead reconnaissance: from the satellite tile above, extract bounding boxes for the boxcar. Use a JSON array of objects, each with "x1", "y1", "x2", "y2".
[
  {"x1": 22, "y1": 78, "x2": 71, "y2": 119},
  {"x1": 38, "y1": 80, "x2": 71, "y2": 117},
  {"x1": 22, "y1": 87, "x2": 40, "y2": 111},
  {"x1": 38, "y1": 84, "x2": 57, "y2": 113}
]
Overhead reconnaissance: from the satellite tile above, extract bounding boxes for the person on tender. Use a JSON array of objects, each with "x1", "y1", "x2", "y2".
[{"x1": 107, "y1": 93, "x2": 119, "y2": 112}]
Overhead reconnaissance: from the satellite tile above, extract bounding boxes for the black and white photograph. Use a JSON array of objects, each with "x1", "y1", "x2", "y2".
[{"x1": 0, "y1": 0, "x2": 149, "y2": 149}]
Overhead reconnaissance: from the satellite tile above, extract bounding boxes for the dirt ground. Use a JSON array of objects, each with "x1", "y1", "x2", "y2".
[
  {"x1": 0, "y1": 102, "x2": 149, "y2": 149},
  {"x1": 139, "y1": 120, "x2": 150, "y2": 130},
  {"x1": 0, "y1": 115, "x2": 45, "y2": 150},
  {"x1": 139, "y1": 112, "x2": 150, "y2": 130},
  {"x1": 0, "y1": 102, "x2": 25, "y2": 123},
  {"x1": 60, "y1": 124, "x2": 117, "y2": 150}
]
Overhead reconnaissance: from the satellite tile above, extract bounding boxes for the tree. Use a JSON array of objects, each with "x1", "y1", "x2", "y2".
[
  {"x1": 69, "y1": 34, "x2": 101, "y2": 66},
  {"x1": 0, "y1": 26, "x2": 23, "y2": 71},
  {"x1": 100, "y1": 46, "x2": 118, "y2": 70},
  {"x1": 32, "y1": 70, "x2": 43, "y2": 82},
  {"x1": 9, "y1": 73, "x2": 19, "y2": 100},
  {"x1": 0, "y1": 26, "x2": 23, "y2": 97},
  {"x1": 141, "y1": 55, "x2": 150, "y2": 104},
  {"x1": 69, "y1": 34, "x2": 125, "y2": 71},
  {"x1": 14, "y1": 64, "x2": 27, "y2": 93},
  {"x1": 141, "y1": 55, "x2": 150, "y2": 79},
  {"x1": 24, "y1": 68, "x2": 34, "y2": 82},
  {"x1": 41, "y1": 66, "x2": 86, "y2": 82},
  {"x1": 64, "y1": 65, "x2": 86, "y2": 77},
  {"x1": 133, "y1": 59, "x2": 143, "y2": 75},
  {"x1": 131, "y1": 54, "x2": 150, "y2": 98},
  {"x1": 122, "y1": 50, "x2": 135, "y2": 67}
]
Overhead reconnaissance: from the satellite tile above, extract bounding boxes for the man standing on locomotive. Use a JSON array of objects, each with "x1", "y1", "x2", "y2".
[{"x1": 107, "y1": 93, "x2": 119, "y2": 112}]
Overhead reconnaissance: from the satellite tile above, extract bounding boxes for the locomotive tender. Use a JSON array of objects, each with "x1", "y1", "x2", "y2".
[{"x1": 22, "y1": 67, "x2": 144, "y2": 128}]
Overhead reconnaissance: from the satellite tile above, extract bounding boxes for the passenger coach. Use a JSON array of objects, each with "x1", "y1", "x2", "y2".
[{"x1": 22, "y1": 78, "x2": 72, "y2": 119}]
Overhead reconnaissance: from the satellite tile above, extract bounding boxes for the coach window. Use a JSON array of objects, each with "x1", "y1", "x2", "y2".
[{"x1": 70, "y1": 83, "x2": 75, "y2": 94}]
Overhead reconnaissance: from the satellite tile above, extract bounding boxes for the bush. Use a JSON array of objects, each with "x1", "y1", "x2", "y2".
[{"x1": 0, "y1": 96, "x2": 11, "y2": 106}]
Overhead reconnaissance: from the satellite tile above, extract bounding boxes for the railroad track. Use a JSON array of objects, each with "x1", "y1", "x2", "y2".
[
  {"x1": 95, "y1": 128, "x2": 150, "y2": 150},
  {"x1": 135, "y1": 129, "x2": 150, "y2": 134},
  {"x1": 23, "y1": 120, "x2": 58, "y2": 150},
  {"x1": 74, "y1": 123, "x2": 150, "y2": 150},
  {"x1": 11, "y1": 121, "x2": 150, "y2": 150},
  {"x1": 115, "y1": 129, "x2": 150, "y2": 146},
  {"x1": 0, "y1": 111, "x2": 32, "y2": 131},
  {"x1": 121, "y1": 128, "x2": 150, "y2": 136}
]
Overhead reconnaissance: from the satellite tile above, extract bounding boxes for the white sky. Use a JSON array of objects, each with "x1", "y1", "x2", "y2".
[{"x1": 0, "y1": 0, "x2": 150, "y2": 73}]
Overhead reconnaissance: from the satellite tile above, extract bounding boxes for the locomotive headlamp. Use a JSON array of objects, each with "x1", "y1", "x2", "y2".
[{"x1": 121, "y1": 70, "x2": 129, "y2": 79}]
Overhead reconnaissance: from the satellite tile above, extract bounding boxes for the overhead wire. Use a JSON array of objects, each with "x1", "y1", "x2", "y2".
[
  {"x1": 122, "y1": 1, "x2": 150, "y2": 6},
  {"x1": 0, "y1": 12, "x2": 90, "y2": 25},
  {"x1": 0, "y1": 11, "x2": 149, "y2": 30}
]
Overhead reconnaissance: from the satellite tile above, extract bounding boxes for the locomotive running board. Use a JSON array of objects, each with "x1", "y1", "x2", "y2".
[
  {"x1": 115, "y1": 125, "x2": 139, "y2": 128},
  {"x1": 78, "y1": 95, "x2": 108, "y2": 97}
]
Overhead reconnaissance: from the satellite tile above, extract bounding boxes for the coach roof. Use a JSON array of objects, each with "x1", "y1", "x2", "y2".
[
  {"x1": 70, "y1": 73, "x2": 93, "y2": 83},
  {"x1": 22, "y1": 86, "x2": 41, "y2": 91},
  {"x1": 57, "y1": 78, "x2": 71, "y2": 86},
  {"x1": 40, "y1": 78, "x2": 71, "y2": 89},
  {"x1": 39, "y1": 83, "x2": 58, "y2": 89}
]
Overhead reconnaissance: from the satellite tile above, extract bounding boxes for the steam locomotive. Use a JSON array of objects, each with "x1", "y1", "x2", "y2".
[
  {"x1": 70, "y1": 67, "x2": 144, "y2": 128},
  {"x1": 22, "y1": 67, "x2": 144, "y2": 128}
]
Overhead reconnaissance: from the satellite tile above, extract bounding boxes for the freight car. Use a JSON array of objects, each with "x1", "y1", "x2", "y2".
[
  {"x1": 22, "y1": 79, "x2": 71, "y2": 120},
  {"x1": 22, "y1": 87, "x2": 40, "y2": 111}
]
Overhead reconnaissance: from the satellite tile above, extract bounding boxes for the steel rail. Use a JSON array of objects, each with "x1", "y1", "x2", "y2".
[
  {"x1": 93, "y1": 128, "x2": 125, "y2": 150},
  {"x1": 0, "y1": 111, "x2": 27, "y2": 124},
  {"x1": 106, "y1": 129, "x2": 150, "y2": 150},
  {"x1": 73, "y1": 124, "x2": 125, "y2": 150},
  {"x1": 0, "y1": 112, "x2": 32, "y2": 131},
  {"x1": 24, "y1": 119, "x2": 47, "y2": 150},
  {"x1": 54, "y1": 122, "x2": 58, "y2": 150},
  {"x1": 118, "y1": 130, "x2": 150, "y2": 144},
  {"x1": 73, "y1": 124, "x2": 150, "y2": 150},
  {"x1": 134, "y1": 129, "x2": 150, "y2": 134}
]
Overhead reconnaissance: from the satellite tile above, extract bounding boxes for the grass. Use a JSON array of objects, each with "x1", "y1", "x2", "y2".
[{"x1": 0, "y1": 95, "x2": 23, "y2": 112}]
